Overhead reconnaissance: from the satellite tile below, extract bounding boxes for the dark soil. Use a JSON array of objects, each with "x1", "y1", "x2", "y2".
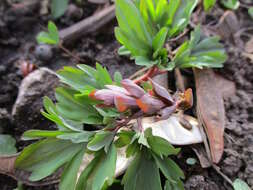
[{"x1": 0, "y1": 1, "x2": 252, "y2": 190}]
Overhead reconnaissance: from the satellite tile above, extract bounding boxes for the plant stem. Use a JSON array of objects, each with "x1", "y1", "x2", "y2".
[{"x1": 58, "y1": 43, "x2": 85, "y2": 63}]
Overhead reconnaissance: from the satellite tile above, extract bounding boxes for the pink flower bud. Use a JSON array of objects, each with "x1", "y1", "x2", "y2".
[
  {"x1": 148, "y1": 78, "x2": 174, "y2": 104},
  {"x1": 114, "y1": 94, "x2": 137, "y2": 112},
  {"x1": 105, "y1": 85, "x2": 130, "y2": 95},
  {"x1": 93, "y1": 89, "x2": 115, "y2": 105},
  {"x1": 136, "y1": 94, "x2": 165, "y2": 114},
  {"x1": 121, "y1": 79, "x2": 145, "y2": 98},
  {"x1": 157, "y1": 104, "x2": 177, "y2": 121}
]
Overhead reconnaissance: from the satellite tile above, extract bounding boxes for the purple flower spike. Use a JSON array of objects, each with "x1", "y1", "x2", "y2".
[
  {"x1": 136, "y1": 94, "x2": 165, "y2": 114},
  {"x1": 105, "y1": 85, "x2": 130, "y2": 95},
  {"x1": 157, "y1": 104, "x2": 177, "y2": 121},
  {"x1": 148, "y1": 78, "x2": 174, "y2": 104},
  {"x1": 114, "y1": 94, "x2": 137, "y2": 112},
  {"x1": 121, "y1": 79, "x2": 145, "y2": 98},
  {"x1": 94, "y1": 89, "x2": 115, "y2": 105}
]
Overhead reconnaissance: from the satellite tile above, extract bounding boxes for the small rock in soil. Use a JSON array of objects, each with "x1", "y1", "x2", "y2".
[
  {"x1": 35, "y1": 44, "x2": 53, "y2": 62},
  {"x1": 0, "y1": 108, "x2": 11, "y2": 129},
  {"x1": 185, "y1": 175, "x2": 220, "y2": 190},
  {"x1": 12, "y1": 68, "x2": 59, "y2": 132}
]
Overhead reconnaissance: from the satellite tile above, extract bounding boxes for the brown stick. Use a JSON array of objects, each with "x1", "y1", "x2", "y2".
[{"x1": 59, "y1": 5, "x2": 115, "y2": 43}]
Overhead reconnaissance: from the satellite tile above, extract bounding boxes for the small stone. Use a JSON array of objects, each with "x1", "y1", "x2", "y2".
[
  {"x1": 35, "y1": 44, "x2": 53, "y2": 62},
  {"x1": 0, "y1": 108, "x2": 10, "y2": 129},
  {"x1": 12, "y1": 68, "x2": 59, "y2": 131}
]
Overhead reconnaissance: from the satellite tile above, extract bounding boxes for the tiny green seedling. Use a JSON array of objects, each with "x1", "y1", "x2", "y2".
[
  {"x1": 37, "y1": 21, "x2": 60, "y2": 45},
  {"x1": 248, "y1": 7, "x2": 253, "y2": 19},
  {"x1": 221, "y1": 0, "x2": 240, "y2": 10},
  {"x1": 203, "y1": 0, "x2": 216, "y2": 11},
  {"x1": 51, "y1": 0, "x2": 69, "y2": 19}
]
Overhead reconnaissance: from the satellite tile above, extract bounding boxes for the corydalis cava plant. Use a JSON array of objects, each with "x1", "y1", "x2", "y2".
[
  {"x1": 15, "y1": 64, "x2": 188, "y2": 190},
  {"x1": 15, "y1": 0, "x2": 228, "y2": 190}
]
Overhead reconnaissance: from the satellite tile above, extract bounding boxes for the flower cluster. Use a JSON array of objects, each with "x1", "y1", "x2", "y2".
[{"x1": 90, "y1": 78, "x2": 193, "y2": 120}]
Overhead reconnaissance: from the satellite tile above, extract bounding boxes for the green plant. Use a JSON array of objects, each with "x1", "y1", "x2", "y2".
[
  {"x1": 233, "y1": 179, "x2": 251, "y2": 190},
  {"x1": 221, "y1": 0, "x2": 240, "y2": 10},
  {"x1": 37, "y1": 21, "x2": 60, "y2": 45},
  {"x1": 203, "y1": 0, "x2": 216, "y2": 11},
  {"x1": 115, "y1": 0, "x2": 226, "y2": 71},
  {"x1": 51, "y1": 0, "x2": 69, "y2": 19},
  {"x1": 248, "y1": 7, "x2": 253, "y2": 19},
  {"x1": 0, "y1": 134, "x2": 17, "y2": 155},
  {"x1": 16, "y1": 0, "x2": 228, "y2": 190}
]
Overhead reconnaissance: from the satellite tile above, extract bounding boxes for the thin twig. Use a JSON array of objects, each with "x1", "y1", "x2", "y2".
[
  {"x1": 59, "y1": 5, "x2": 115, "y2": 43},
  {"x1": 174, "y1": 68, "x2": 185, "y2": 92},
  {"x1": 212, "y1": 164, "x2": 233, "y2": 186},
  {"x1": 168, "y1": 28, "x2": 189, "y2": 42},
  {"x1": 58, "y1": 43, "x2": 85, "y2": 63},
  {"x1": 129, "y1": 67, "x2": 149, "y2": 80}
]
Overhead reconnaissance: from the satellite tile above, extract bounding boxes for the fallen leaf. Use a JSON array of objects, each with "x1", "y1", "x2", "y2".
[
  {"x1": 215, "y1": 74, "x2": 236, "y2": 99},
  {"x1": 245, "y1": 37, "x2": 253, "y2": 53},
  {"x1": 194, "y1": 68, "x2": 225, "y2": 163},
  {"x1": 192, "y1": 144, "x2": 211, "y2": 168}
]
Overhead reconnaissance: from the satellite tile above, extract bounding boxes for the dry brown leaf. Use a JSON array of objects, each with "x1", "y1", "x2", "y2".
[
  {"x1": 0, "y1": 154, "x2": 60, "y2": 186},
  {"x1": 194, "y1": 69, "x2": 225, "y2": 164},
  {"x1": 215, "y1": 74, "x2": 236, "y2": 99},
  {"x1": 245, "y1": 37, "x2": 253, "y2": 53}
]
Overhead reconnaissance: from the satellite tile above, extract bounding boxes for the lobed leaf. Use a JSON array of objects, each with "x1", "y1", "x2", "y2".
[
  {"x1": 15, "y1": 138, "x2": 84, "y2": 181},
  {"x1": 0, "y1": 134, "x2": 17, "y2": 155},
  {"x1": 87, "y1": 131, "x2": 114, "y2": 152},
  {"x1": 76, "y1": 144, "x2": 117, "y2": 190},
  {"x1": 59, "y1": 148, "x2": 85, "y2": 190},
  {"x1": 122, "y1": 148, "x2": 162, "y2": 190}
]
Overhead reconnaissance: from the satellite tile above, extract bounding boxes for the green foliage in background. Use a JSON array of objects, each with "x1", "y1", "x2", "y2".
[{"x1": 115, "y1": 0, "x2": 227, "y2": 70}]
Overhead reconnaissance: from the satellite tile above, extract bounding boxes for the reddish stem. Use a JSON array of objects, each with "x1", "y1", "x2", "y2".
[
  {"x1": 133, "y1": 66, "x2": 157, "y2": 84},
  {"x1": 133, "y1": 66, "x2": 167, "y2": 84}
]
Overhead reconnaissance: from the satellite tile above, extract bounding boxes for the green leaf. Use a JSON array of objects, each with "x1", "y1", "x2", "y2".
[
  {"x1": 173, "y1": 26, "x2": 227, "y2": 69},
  {"x1": 203, "y1": 0, "x2": 216, "y2": 11},
  {"x1": 15, "y1": 138, "x2": 84, "y2": 181},
  {"x1": 248, "y1": 7, "x2": 253, "y2": 19},
  {"x1": 51, "y1": 0, "x2": 68, "y2": 19},
  {"x1": 42, "y1": 97, "x2": 83, "y2": 131},
  {"x1": 57, "y1": 66, "x2": 98, "y2": 91},
  {"x1": 118, "y1": 46, "x2": 131, "y2": 56},
  {"x1": 168, "y1": 0, "x2": 198, "y2": 37},
  {"x1": 76, "y1": 144, "x2": 117, "y2": 190},
  {"x1": 115, "y1": 130, "x2": 135, "y2": 148},
  {"x1": 113, "y1": 71, "x2": 123, "y2": 86},
  {"x1": 122, "y1": 148, "x2": 162, "y2": 190},
  {"x1": 22, "y1": 130, "x2": 66, "y2": 140},
  {"x1": 126, "y1": 139, "x2": 140, "y2": 158},
  {"x1": 135, "y1": 56, "x2": 158, "y2": 67},
  {"x1": 0, "y1": 134, "x2": 17, "y2": 155},
  {"x1": 115, "y1": 0, "x2": 152, "y2": 57},
  {"x1": 57, "y1": 131, "x2": 95, "y2": 143},
  {"x1": 59, "y1": 148, "x2": 85, "y2": 190},
  {"x1": 145, "y1": 128, "x2": 180, "y2": 157},
  {"x1": 186, "y1": 158, "x2": 197, "y2": 165},
  {"x1": 164, "y1": 180, "x2": 184, "y2": 190},
  {"x1": 233, "y1": 179, "x2": 251, "y2": 190},
  {"x1": 36, "y1": 21, "x2": 59, "y2": 45},
  {"x1": 55, "y1": 87, "x2": 103, "y2": 125},
  {"x1": 152, "y1": 27, "x2": 168, "y2": 52},
  {"x1": 152, "y1": 153, "x2": 185, "y2": 182},
  {"x1": 87, "y1": 131, "x2": 114, "y2": 152},
  {"x1": 96, "y1": 63, "x2": 113, "y2": 86},
  {"x1": 221, "y1": 0, "x2": 240, "y2": 10}
]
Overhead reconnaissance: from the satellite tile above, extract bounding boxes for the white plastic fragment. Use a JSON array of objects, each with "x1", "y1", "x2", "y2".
[{"x1": 139, "y1": 115, "x2": 203, "y2": 145}]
